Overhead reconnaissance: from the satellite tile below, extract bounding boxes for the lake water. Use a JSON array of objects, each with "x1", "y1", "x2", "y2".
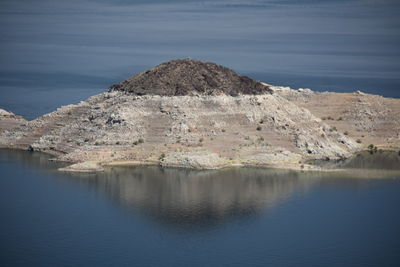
[
  {"x1": 1, "y1": 0, "x2": 400, "y2": 119},
  {"x1": 1, "y1": 1, "x2": 400, "y2": 266},
  {"x1": 1, "y1": 149, "x2": 400, "y2": 267}
]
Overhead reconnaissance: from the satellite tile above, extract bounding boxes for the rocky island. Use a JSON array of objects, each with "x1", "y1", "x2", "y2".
[{"x1": 1, "y1": 59, "x2": 399, "y2": 172}]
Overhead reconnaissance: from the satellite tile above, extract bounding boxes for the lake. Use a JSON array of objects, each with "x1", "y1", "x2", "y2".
[
  {"x1": 1, "y1": 149, "x2": 400, "y2": 267},
  {"x1": 1, "y1": 0, "x2": 400, "y2": 120},
  {"x1": 1, "y1": 1, "x2": 400, "y2": 266}
]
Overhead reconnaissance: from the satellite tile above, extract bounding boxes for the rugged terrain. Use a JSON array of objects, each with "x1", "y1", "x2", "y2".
[{"x1": 1, "y1": 59, "x2": 399, "y2": 172}]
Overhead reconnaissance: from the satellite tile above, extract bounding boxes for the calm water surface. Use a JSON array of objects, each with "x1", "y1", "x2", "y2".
[
  {"x1": 1, "y1": 0, "x2": 400, "y2": 119},
  {"x1": 1, "y1": 149, "x2": 400, "y2": 267}
]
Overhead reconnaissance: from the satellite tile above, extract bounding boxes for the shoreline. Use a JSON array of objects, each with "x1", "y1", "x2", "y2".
[
  {"x1": 1, "y1": 78, "x2": 399, "y2": 173},
  {"x1": 1, "y1": 146, "x2": 399, "y2": 178}
]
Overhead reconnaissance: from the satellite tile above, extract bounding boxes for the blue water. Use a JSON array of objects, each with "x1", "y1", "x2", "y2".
[
  {"x1": 1, "y1": 0, "x2": 400, "y2": 119},
  {"x1": 1, "y1": 2, "x2": 400, "y2": 265},
  {"x1": 1, "y1": 149, "x2": 400, "y2": 267}
]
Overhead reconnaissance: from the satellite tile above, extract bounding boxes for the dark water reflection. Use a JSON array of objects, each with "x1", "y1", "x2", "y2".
[
  {"x1": 1, "y1": 149, "x2": 400, "y2": 266},
  {"x1": 313, "y1": 150, "x2": 400, "y2": 171},
  {"x1": 2, "y1": 149, "x2": 399, "y2": 229},
  {"x1": 69, "y1": 167, "x2": 317, "y2": 228},
  {"x1": 0, "y1": 149, "x2": 317, "y2": 228}
]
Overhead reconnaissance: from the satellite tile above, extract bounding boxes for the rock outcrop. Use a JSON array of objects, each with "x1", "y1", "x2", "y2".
[
  {"x1": 1, "y1": 59, "x2": 399, "y2": 172},
  {"x1": 109, "y1": 59, "x2": 272, "y2": 96},
  {"x1": 0, "y1": 108, "x2": 26, "y2": 135}
]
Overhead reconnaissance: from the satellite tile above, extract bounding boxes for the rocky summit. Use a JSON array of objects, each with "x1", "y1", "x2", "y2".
[
  {"x1": 108, "y1": 59, "x2": 272, "y2": 96},
  {"x1": 0, "y1": 59, "x2": 399, "y2": 172}
]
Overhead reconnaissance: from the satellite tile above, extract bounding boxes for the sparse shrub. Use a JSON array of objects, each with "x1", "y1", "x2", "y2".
[
  {"x1": 221, "y1": 129, "x2": 226, "y2": 132},
  {"x1": 138, "y1": 138, "x2": 144, "y2": 144},
  {"x1": 321, "y1": 133, "x2": 325, "y2": 138},
  {"x1": 337, "y1": 117, "x2": 343, "y2": 121},
  {"x1": 322, "y1": 117, "x2": 327, "y2": 120},
  {"x1": 245, "y1": 136, "x2": 250, "y2": 140},
  {"x1": 159, "y1": 153, "x2": 166, "y2": 160},
  {"x1": 329, "y1": 127, "x2": 337, "y2": 132},
  {"x1": 327, "y1": 116, "x2": 334, "y2": 120},
  {"x1": 95, "y1": 141, "x2": 100, "y2": 146},
  {"x1": 368, "y1": 144, "x2": 378, "y2": 154},
  {"x1": 258, "y1": 136, "x2": 264, "y2": 142},
  {"x1": 199, "y1": 137, "x2": 204, "y2": 143},
  {"x1": 84, "y1": 138, "x2": 90, "y2": 142},
  {"x1": 259, "y1": 119, "x2": 264, "y2": 124},
  {"x1": 344, "y1": 131, "x2": 349, "y2": 136},
  {"x1": 356, "y1": 139, "x2": 362, "y2": 144},
  {"x1": 256, "y1": 126, "x2": 262, "y2": 131},
  {"x1": 368, "y1": 144, "x2": 374, "y2": 150},
  {"x1": 116, "y1": 141, "x2": 120, "y2": 145}
]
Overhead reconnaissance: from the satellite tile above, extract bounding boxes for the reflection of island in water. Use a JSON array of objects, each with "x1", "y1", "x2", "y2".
[
  {"x1": 73, "y1": 167, "x2": 317, "y2": 227},
  {"x1": 0, "y1": 149, "x2": 317, "y2": 227},
  {"x1": 2, "y1": 149, "x2": 399, "y2": 229}
]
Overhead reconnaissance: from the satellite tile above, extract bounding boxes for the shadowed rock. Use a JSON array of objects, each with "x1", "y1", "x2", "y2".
[{"x1": 109, "y1": 59, "x2": 272, "y2": 96}]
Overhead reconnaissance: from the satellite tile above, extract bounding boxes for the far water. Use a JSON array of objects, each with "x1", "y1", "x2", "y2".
[
  {"x1": 1, "y1": 149, "x2": 400, "y2": 267},
  {"x1": 1, "y1": 0, "x2": 400, "y2": 119}
]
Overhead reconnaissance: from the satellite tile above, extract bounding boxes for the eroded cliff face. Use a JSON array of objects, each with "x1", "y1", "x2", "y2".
[
  {"x1": 272, "y1": 86, "x2": 400, "y2": 151},
  {"x1": 0, "y1": 109, "x2": 26, "y2": 140},
  {"x1": 0, "y1": 90, "x2": 358, "y2": 170},
  {"x1": 0, "y1": 59, "x2": 399, "y2": 171}
]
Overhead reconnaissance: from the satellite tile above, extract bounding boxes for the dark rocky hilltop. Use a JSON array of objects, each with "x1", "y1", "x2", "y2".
[{"x1": 109, "y1": 59, "x2": 271, "y2": 96}]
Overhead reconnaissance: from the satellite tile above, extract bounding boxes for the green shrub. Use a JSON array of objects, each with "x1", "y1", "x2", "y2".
[
  {"x1": 368, "y1": 144, "x2": 378, "y2": 154},
  {"x1": 159, "y1": 153, "x2": 166, "y2": 160},
  {"x1": 368, "y1": 144, "x2": 374, "y2": 150}
]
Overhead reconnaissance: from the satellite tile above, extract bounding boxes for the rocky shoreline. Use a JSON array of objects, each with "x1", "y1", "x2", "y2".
[{"x1": 1, "y1": 59, "x2": 399, "y2": 172}]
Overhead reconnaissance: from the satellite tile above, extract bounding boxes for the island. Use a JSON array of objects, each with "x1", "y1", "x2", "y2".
[{"x1": 1, "y1": 59, "x2": 399, "y2": 172}]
